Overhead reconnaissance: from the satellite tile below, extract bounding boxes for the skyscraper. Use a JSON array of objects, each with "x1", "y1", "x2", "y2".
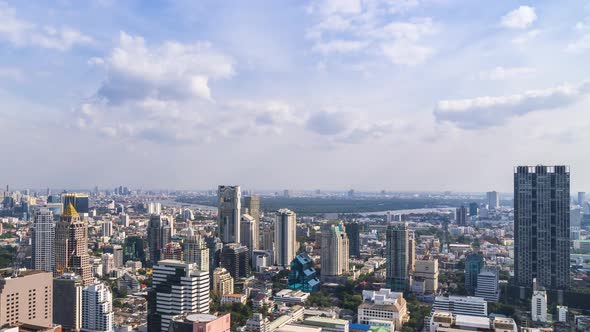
[
  {"x1": 82, "y1": 282, "x2": 114, "y2": 332},
  {"x1": 345, "y1": 222, "x2": 360, "y2": 257},
  {"x1": 465, "y1": 252, "x2": 484, "y2": 295},
  {"x1": 486, "y1": 191, "x2": 500, "y2": 210},
  {"x1": 386, "y1": 223, "x2": 409, "y2": 291},
  {"x1": 62, "y1": 193, "x2": 89, "y2": 215},
  {"x1": 33, "y1": 208, "x2": 55, "y2": 273},
  {"x1": 514, "y1": 165, "x2": 570, "y2": 290},
  {"x1": 274, "y1": 208, "x2": 297, "y2": 267},
  {"x1": 244, "y1": 195, "x2": 260, "y2": 223},
  {"x1": 578, "y1": 191, "x2": 586, "y2": 206},
  {"x1": 456, "y1": 206, "x2": 467, "y2": 226},
  {"x1": 124, "y1": 236, "x2": 146, "y2": 264},
  {"x1": 240, "y1": 214, "x2": 259, "y2": 253},
  {"x1": 148, "y1": 260, "x2": 210, "y2": 332},
  {"x1": 184, "y1": 229, "x2": 209, "y2": 272},
  {"x1": 218, "y1": 185, "x2": 241, "y2": 244},
  {"x1": 212, "y1": 267, "x2": 234, "y2": 296},
  {"x1": 221, "y1": 243, "x2": 251, "y2": 279},
  {"x1": 53, "y1": 273, "x2": 83, "y2": 332},
  {"x1": 147, "y1": 215, "x2": 172, "y2": 264},
  {"x1": 54, "y1": 203, "x2": 92, "y2": 286},
  {"x1": 320, "y1": 221, "x2": 349, "y2": 281},
  {"x1": 468, "y1": 202, "x2": 478, "y2": 217}
]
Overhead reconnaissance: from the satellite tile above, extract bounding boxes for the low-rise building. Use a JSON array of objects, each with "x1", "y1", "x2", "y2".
[
  {"x1": 169, "y1": 313, "x2": 231, "y2": 332},
  {"x1": 432, "y1": 296, "x2": 487, "y2": 317},
  {"x1": 221, "y1": 293, "x2": 247, "y2": 305},
  {"x1": 273, "y1": 289, "x2": 310, "y2": 304},
  {"x1": 302, "y1": 316, "x2": 349, "y2": 332},
  {"x1": 358, "y1": 289, "x2": 408, "y2": 331},
  {"x1": 428, "y1": 311, "x2": 517, "y2": 332}
]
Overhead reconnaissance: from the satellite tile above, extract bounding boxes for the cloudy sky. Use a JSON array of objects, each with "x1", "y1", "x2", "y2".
[{"x1": 1, "y1": 0, "x2": 590, "y2": 192}]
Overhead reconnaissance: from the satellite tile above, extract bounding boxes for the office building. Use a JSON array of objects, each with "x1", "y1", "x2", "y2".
[
  {"x1": 124, "y1": 236, "x2": 146, "y2": 264},
  {"x1": 102, "y1": 253, "x2": 115, "y2": 277},
  {"x1": 82, "y1": 282, "x2": 114, "y2": 332},
  {"x1": 162, "y1": 242, "x2": 184, "y2": 261},
  {"x1": 345, "y1": 222, "x2": 360, "y2": 257},
  {"x1": 465, "y1": 253, "x2": 484, "y2": 295},
  {"x1": 54, "y1": 204, "x2": 92, "y2": 286},
  {"x1": 288, "y1": 253, "x2": 320, "y2": 293},
  {"x1": 244, "y1": 195, "x2": 260, "y2": 223},
  {"x1": 221, "y1": 243, "x2": 250, "y2": 279},
  {"x1": 32, "y1": 208, "x2": 55, "y2": 273},
  {"x1": 240, "y1": 214, "x2": 259, "y2": 252},
  {"x1": 514, "y1": 165, "x2": 570, "y2": 290},
  {"x1": 102, "y1": 245, "x2": 123, "y2": 268},
  {"x1": 320, "y1": 221, "x2": 349, "y2": 281},
  {"x1": 0, "y1": 271, "x2": 53, "y2": 328},
  {"x1": 456, "y1": 206, "x2": 467, "y2": 226},
  {"x1": 432, "y1": 295, "x2": 487, "y2": 317},
  {"x1": 386, "y1": 223, "x2": 409, "y2": 291},
  {"x1": 531, "y1": 285, "x2": 548, "y2": 322},
  {"x1": 102, "y1": 220, "x2": 112, "y2": 238},
  {"x1": 147, "y1": 215, "x2": 172, "y2": 264},
  {"x1": 557, "y1": 305, "x2": 568, "y2": 323},
  {"x1": 62, "y1": 193, "x2": 89, "y2": 215},
  {"x1": 486, "y1": 191, "x2": 500, "y2": 210},
  {"x1": 413, "y1": 258, "x2": 439, "y2": 294},
  {"x1": 358, "y1": 289, "x2": 409, "y2": 331},
  {"x1": 218, "y1": 185, "x2": 241, "y2": 244},
  {"x1": 147, "y1": 202, "x2": 161, "y2": 215},
  {"x1": 184, "y1": 230, "x2": 209, "y2": 272},
  {"x1": 275, "y1": 209, "x2": 297, "y2": 267},
  {"x1": 469, "y1": 202, "x2": 478, "y2": 217},
  {"x1": 408, "y1": 231, "x2": 416, "y2": 272},
  {"x1": 428, "y1": 312, "x2": 517, "y2": 332},
  {"x1": 212, "y1": 267, "x2": 234, "y2": 296},
  {"x1": 53, "y1": 273, "x2": 83, "y2": 332},
  {"x1": 302, "y1": 316, "x2": 350, "y2": 332},
  {"x1": 169, "y1": 313, "x2": 231, "y2": 332},
  {"x1": 475, "y1": 268, "x2": 500, "y2": 302},
  {"x1": 261, "y1": 226, "x2": 274, "y2": 252},
  {"x1": 148, "y1": 260, "x2": 210, "y2": 332}
]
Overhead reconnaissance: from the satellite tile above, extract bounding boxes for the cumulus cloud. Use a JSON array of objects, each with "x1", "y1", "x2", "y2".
[
  {"x1": 306, "y1": 0, "x2": 436, "y2": 65},
  {"x1": 478, "y1": 66, "x2": 536, "y2": 80},
  {"x1": 0, "y1": 2, "x2": 93, "y2": 51},
  {"x1": 501, "y1": 6, "x2": 537, "y2": 29},
  {"x1": 434, "y1": 80, "x2": 590, "y2": 129}
]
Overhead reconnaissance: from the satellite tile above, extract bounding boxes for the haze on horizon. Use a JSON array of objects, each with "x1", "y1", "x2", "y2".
[{"x1": 1, "y1": 0, "x2": 589, "y2": 192}]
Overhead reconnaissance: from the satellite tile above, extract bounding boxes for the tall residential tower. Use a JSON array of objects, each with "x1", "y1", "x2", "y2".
[{"x1": 218, "y1": 185, "x2": 241, "y2": 244}]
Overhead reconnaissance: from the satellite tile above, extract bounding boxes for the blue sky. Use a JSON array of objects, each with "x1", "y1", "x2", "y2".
[{"x1": 1, "y1": 0, "x2": 590, "y2": 192}]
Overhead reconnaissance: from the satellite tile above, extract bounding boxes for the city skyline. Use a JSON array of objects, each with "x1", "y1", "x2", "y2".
[{"x1": 1, "y1": 1, "x2": 590, "y2": 191}]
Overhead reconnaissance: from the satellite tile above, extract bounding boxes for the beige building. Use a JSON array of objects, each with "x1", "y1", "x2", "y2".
[
  {"x1": 275, "y1": 209, "x2": 297, "y2": 267},
  {"x1": 428, "y1": 311, "x2": 517, "y2": 332},
  {"x1": 0, "y1": 271, "x2": 53, "y2": 328},
  {"x1": 54, "y1": 204, "x2": 92, "y2": 286},
  {"x1": 320, "y1": 221, "x2": 349, "y2": 281},
  {"x1": 358, "y1": 289, "x2": 409, "y2": 331},
  {"x1": 213, "y1": 267, "x2": 234, "y2": 296},
  {"x1": 413, "y1": 258, "x2": 439, "y2": 294}
]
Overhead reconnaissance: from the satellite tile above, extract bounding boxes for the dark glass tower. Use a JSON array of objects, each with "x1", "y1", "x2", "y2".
[
  {"x1": 346, "y1": 222, "x2": 361, "y2": 257},
  {"x1": 386, "y1": 223, "x2": 409, "y2": 292},
  {"x1": 514, "y1": 165, "x2": 570, "y2": 290},
  {"x1": 465, "y1": 252, "x2": 484, "y2": 295}
]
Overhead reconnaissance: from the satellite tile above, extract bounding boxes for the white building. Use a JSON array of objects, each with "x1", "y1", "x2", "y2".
[
  {"x1": 183, "y1": 229, "x2": 209, "y2": 271},
  {"x1": 82, "y1": 282, "x2": 114, "y2": 332},
  {"x1": 273, "y1": 289, "x2": 310, "y2": 304},
  {"x1": 275, "y1": 209, "x2": 297, "y2": 267},
  {"x1": 119, "y1": 214, "x2": 130, "y2": 227},
  {"x1": 149, "y1": 260, "x2": 210, "y2": 332},
  {"x1": 429, "y1": 311, "x2": 517, "y2": 332},
  {"x1": 148, "y1": 202, "x2": 161, "y2": 215},
  {"x1": 32, "y1": 208, "x2": 54, "y2": 273},
  {"x1": 218, "y1": 185, "x2": 241, "y2": 243},
  {"x1": 432, "y1": 296, "x2": 487, "y2": 317},
  {"x1": 320, "y1": 221, "x2": 349, "y2": 280},
  {"x1": 221, "y1": 293, "x2": 247, "y2": 305},
  {"x1": 531, "y1": 289, "x2": 548, "y2": 322},
  {"x1": 475, "y1": 268, "x2": 500, "y2": 302},
  {"x1": 102, "y1": 220, "x2": 113, "y2": 238},
  {"x1": 102, "y1": 253, "x2": 115, "y2": 276},
  {"x1": 240, "y1": 214, "x2": 259, "y2": 252},
  {"x1": 557, "y1": 305, "x2": 568, "y2": 322},
  {"x1": 486, "y1": 191, "x2": 500, "y2": 209},
  {"x1": 358, "y1": 289, "x2": 409, "y2": 331}
]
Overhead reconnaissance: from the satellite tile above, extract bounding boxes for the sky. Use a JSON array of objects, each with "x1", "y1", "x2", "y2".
[{"x1": 1, "y1": 0, "x2": 590, "y2": 192}]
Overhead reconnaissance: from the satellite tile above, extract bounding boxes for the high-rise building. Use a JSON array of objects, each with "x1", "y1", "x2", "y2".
[
  {"x1": 62, "y1": 193, "x2": 89, "y2": 215},
  {"x1": 578, "y1": 192, "x2": 586, "y2": 206},
  {"x1": 33, "y1": 208, "x2": 55, "y2": 273},
  {"x1": 102, "y1": 253, "x2": 115, "y2": 277},
  {"x1": 162, "y1": 242, "x2": 184, "y2": 261},
  {"x1": 320, "y1": 221, "x2": 349, "y2": 281},
  {"x1": 465, "y1": 253, "x2": 484, "y2": 295},
  {"x1": 345, "y1": 222, "x2": 360, "y2": 257},
  {"x1": 275, "y1": 208, "x2": 297, "y2": 267},
  {"x1": 55, "y1": 203, "x2": 93, "y2": 286},
  {"x1": 82, "y1": 282, "x2": 114, "y2": 332},
  {"x1": 408, "y1": 231, "x2": 416, "y2": 273},
  {"x1": 514, "y1": 165, "x2": 570, "y2": 290},
  {"x1": 486, "y1": 191, "x2": 500, "y2": 210},
  {"x1": 103, "y1": 244, "x2": 123, "y2": 268},
  {"x1": 212, "y1": 267, "x2": 234, "y2": 296},
  {"x1": 184, "y1": 229, "x2": 209, "y2": 272},
  {"x1": 244, "y1": 195, "x2": 260, "y2": 223},
  {"x1": 456, "y1": 206, "x2": 467, "y2": 226},
  {"x1": 148, "y1": 260, "x2": 210, "y2": 332},
  {"x1": 468, "y1": 202, "x2": 478, "y2": 217},
  {"x1": 53, "y1": 273, "x2": 83, "y2": 332},
  {"x1": 413, "y1": 258, "x2": 439, "y2": 294},
  {"x1": 386, "y1": 223, "x2": 409, "y2": 291},
  {"x1": 147, "y1": 215, "x2": 172, "y2": 264},
  {"x1": 124, "y1": 236, "x2": 146, "y2": 264},
  {"x1": 102, "y1": 220, "x2": 113, "y2": 238},
  {"x1": 221, "y1": 243, "x2": 250, "y2": 279},
  {"x1": 261, "y1": 226, "x2": 274, "y2": 252},
  {"x1": 0, "y1": 271, "x2": 53, "y2": 328},
  {"x1": 240, "y1": 214, "x2": 259, "y2": 252},
  {"x1": 475, "y1": 268, "x2": 500, "y2": 302},
  {"x1": 218, "y1": 185, "x2": 241, "y2": 244}
]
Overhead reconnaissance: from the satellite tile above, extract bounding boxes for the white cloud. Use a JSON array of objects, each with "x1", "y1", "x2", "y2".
[
  {"x1": 478, "y1": 66, "x2": 536, "y2": 80},
  {"x1": 567, "y1": 21, "x2": 590, "y2": 52},
  {"x1": 511, "y1": 29, "x2": 540, "y2": 45},
  {"x1": 434, "y1": 80, "x2": 590, "y2": 129},
  {"x1": 501, "y1": 6, "x2": 537, "y2": 29},
  {"x1": 381, "y1": 39, "x2": 434, "y2": 65},
  {"x1": 312, "y1": 39, "x2": 369, "y2": 54},
  {"x1": 0, "y1": 2, "x2": 93, "y2": 51}
]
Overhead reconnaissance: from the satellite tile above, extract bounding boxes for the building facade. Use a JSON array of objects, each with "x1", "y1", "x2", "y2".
[
  {"x1": 345, "y1": 222, "x2": 361, "y2": 257},
  {"x1": 275, "y1": 209, "x2": 297, "y2": 267},
  {"x1": 514, "y1": 165, "x2": 570, "y2": 290},
  {"x1": 0, "y1": 271, "x2": 53, "y2": 328},
  {"x1": 82, "y1": 282, "x2": 114, "y2": 332},
  {"x1": 320, "y1": 221, "x2": 349, "y2": 280},
  {"x1": 33, "y1": 208, "x2": 55, "y2": 273},
  {"x1": 218, "y1": 185, "x2": 241, "y2": 244},
  {"x1": 54, "y1": 204, "x2": 92, "y2": 286},
  {"x1": 212, "y1": 267, "x2": 234, "y2": 296},
  {"x1": 184, "y1": 231, "x2": 209, "y2": 272},
  {"x1": 53, "y1": 273, "x2": 83, "y2": 332},
  {"x1": 240, "y1": 214, "x2": 259, "y2": 252},
  {"x1": 386, "y1": 223, "x2": 409, "y2": 291}
]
